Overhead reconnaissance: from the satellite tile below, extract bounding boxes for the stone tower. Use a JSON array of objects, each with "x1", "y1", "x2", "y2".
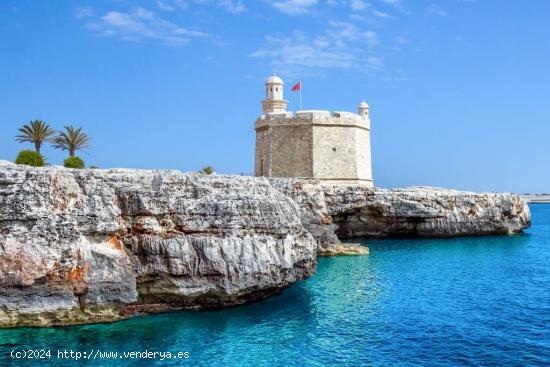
[{"x1": 255, "y1": 76, "x2": 373, "y2": 186}]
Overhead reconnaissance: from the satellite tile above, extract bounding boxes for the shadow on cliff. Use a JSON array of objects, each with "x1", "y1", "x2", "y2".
[
  {"x1": 0, "y1": 283, "x2": 317, "y2": 356},
  {"x1": 361, "y1": 232, "x2": 532, "y2": 254}
]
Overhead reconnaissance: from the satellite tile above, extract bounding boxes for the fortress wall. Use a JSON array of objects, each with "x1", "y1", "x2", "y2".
[
  {"x1": 310, "y1": 112, "x2": 370, "y2": 182},
  {"x1": 355, "y1": 127, "x2": 372, "y2": 183},
  {"x1": 312, "y1": 124, "x2": 358, "y2": 179},
  {"x1": 254, "y1": 111, "x2": 372, "y2": 184},
  {"x1": 255, "y1": 128, "x2": 269, "y2": 176},
  {"x1": 265, "y1": 123, "x2": 313, "y2": 178}
]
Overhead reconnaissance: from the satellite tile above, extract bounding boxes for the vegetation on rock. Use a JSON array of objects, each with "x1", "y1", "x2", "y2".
[
  {"x1": 64, "y1": 156, "x2": 85, "y2": 169},
  {"x1": 200, "y1": 166, "x2": 214, "y2": 175},
  {"x1": 15, "y1": 150, "x2": 45, "y2": 167}
]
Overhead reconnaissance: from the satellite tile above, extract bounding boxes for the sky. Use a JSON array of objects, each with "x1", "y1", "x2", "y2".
[{"x1": 1, "y1": 0, "x2": 549, "y2": 193}]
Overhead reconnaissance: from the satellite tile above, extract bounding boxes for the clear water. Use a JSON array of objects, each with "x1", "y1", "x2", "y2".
[{"x1": 1, "y1": 204, "x2": 549, "y2": 366}]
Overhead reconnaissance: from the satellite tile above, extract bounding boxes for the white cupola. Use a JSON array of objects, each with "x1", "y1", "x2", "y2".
[
  {"x1": 265, "y1": 75, "x2": 284, "y2": 100},
  {"x1": 262, "y1": 74, "x2": 288, "y2": 114},
  {"x1": 358, "y1": 100, "x2": 369, "y2": 119}
]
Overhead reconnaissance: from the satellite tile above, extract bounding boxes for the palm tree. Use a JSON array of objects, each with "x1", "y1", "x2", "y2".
[
  {"x1": 15, "y1": 120, "x2": 55, "y2": 153},
  {"x1": 52, "y1": 125, "x2": 91, "y2": 157}
]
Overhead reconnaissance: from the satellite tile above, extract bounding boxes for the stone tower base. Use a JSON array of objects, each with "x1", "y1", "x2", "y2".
[{"x1": 255, "y1": 110, "x2": 373, "y2": 186}]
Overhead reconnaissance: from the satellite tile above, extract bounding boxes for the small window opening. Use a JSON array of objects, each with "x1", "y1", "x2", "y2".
[
  {"x1": 260, "y1": 159, "x2": 264, "y2": 176},
  {"x1": 332, "y1": 148, "x2": 337, "y2": 152}
]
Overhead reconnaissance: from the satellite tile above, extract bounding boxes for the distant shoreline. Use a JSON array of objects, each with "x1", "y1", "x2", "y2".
[{"x1": 521, "y1": 194, "x2": 550, "y2": 204}]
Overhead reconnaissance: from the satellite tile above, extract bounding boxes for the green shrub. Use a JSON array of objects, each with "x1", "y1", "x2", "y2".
[
  {"x1": 15, "y1": 150, "x2": 45, "y2": 167},
  {"x1": 89, "y1": 165, "x2": 100, "y2": 169},
  {"x1": 64, "y1": 156, "x2": 85, "y2": 169},
  {"x1": 200, "y1": 166, "x2": 214, "y2": 175}
]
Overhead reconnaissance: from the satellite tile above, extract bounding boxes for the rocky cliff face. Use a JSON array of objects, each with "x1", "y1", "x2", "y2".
[
  {"x1": 0, "y1": 162, "x2": 531, "y2": 327},
  {"x1": 0, "y1": 162, "x2": 317, "y2": 327},
  {"x1": 269, "y1": 179, "x2": 341, "y2": 254},
  {"x1": 324, "y1": 186, "x2": 531, "y2": 238}
]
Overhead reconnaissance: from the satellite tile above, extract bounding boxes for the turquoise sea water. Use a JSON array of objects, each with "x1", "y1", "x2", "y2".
[{"x1": 1, "y1": 204, "x2": 549, "y2": 366}]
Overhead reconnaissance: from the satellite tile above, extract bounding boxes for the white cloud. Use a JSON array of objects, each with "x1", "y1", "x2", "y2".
[
  {"x1": 350, "y1": 0, "x2": 368, "y2": 11},
  {"x1": 218, "y1": 0, "x2": 246, "y2": 13},
  {"x1": 158, "y1": 0, "x2": 245, "y2": 13},
  {"x1": 75, "y1": 7, "x2": 94, "y2": 18},
  {"x1": 395, "y1": 35, "x2": 409, "y2": 45},
  {"x1": 364, "y1": 30, "x2": 379, "y2": 47},
  {"x1": 156, "y1": 0, "x2": 176, "y2": 11},
  {"x1": 379, "y1": 0, "x2": 403, "y2": 10},
  {"x1": 249, "y1": 21, "x2": 381, "y2": 74},
  {"x1": 271, "y1": 0, "x2": 318, "y2": 15},
  {"x1": 372, "y1": 9, "x2": 392, "y2": 18},
  {"x1": 349, "y1": 13, "x2": 367, "y2": 21},
  {"x1": 365, "y1": 56, "x2": 383, "y2": 69},
  {"x1": 83, "y1": 8, "x2": 208, "y2": 45},
  {"x1": 427, "y1": 4, "x2": 448, "y2": 16}
]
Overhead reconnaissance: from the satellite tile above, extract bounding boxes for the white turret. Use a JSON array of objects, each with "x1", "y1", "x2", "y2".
[
  {"x1": 262, "y1": 75, "x2": 288, "y2": 114},
  {"x1": 358, "y1": 100, "x2": 369, "y2": 120},
  {"x1": 265, "y1": 75, "x2": 284, "y2": 100}
]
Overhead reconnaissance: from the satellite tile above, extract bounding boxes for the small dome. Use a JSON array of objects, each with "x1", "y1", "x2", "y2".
[
  {"x1": 359, "y1": 100, "x2": 369, "y2": 108},
  {"x1": 266, "y1": 75, "x2": 284, "y2": 84}
]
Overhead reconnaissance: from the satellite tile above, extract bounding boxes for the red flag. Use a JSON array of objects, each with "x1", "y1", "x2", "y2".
[{"x1": 291, "y1": 81, "x2": 301, "y2": 92}]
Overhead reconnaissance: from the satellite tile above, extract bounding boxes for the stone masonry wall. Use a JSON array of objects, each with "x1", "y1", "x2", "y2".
[
  {"x1": 268, "y1": 123, "x2": 313, "y2": 177},
  {"x1": 254, "y1": 128, "x2": 269, "y2": 176},
  {"x1": 354, "y1": 127, "x2": 372, "y2": 182}
]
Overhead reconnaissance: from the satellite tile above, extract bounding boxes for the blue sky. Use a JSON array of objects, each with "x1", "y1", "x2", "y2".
[{"x1": 1, "y1": 0, "x2": 549, "y2": 193}]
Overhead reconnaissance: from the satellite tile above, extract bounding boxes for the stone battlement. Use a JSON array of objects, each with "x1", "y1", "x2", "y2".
[{"x1": 256, "y1": 110, "x2": 370, "y2": 131}]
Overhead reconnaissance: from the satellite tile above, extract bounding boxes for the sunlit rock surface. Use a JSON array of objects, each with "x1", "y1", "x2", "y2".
[
  {"x1": 324, "y1": 186, "x2": 531, "y2": 238},
  {"x1": 0, "y1": 162, "x2": 317, "y2": 327}
]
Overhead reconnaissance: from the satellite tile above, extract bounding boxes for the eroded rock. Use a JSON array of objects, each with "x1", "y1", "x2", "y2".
[
  {"x1": 324, "y1": 186, "x2": 531, "y2": 238},
  {"x1": 0, "y1": 164, "x2": 317, "y2": 327}
]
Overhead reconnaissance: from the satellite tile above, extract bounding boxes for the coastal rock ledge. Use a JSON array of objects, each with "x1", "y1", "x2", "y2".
[
  {"x1": 0, "y1": 162, "x2": 530, "y2": 327},
  {"x1": 324, "y1": 186, "x2": 531, "y2": 238}
]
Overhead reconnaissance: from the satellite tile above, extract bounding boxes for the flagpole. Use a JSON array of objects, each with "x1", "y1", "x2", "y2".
[{"x1": 299, "y1": 80, "x2": 302, "y2": 111}]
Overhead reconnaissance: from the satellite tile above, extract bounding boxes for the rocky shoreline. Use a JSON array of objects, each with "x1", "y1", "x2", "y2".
[
  {"x1": 0, "y1": 162, "x2": 531, "y2": 327},
  {"x1": 521, "y1": 194, "x2": 550, "y2": 203},
  {"x1": 324, "y1": 185, "x2": 530, "y2": 238}
]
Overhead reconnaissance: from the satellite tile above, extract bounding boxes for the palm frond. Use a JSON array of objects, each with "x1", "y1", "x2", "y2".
[
  {"x1": 52, "y1": 125, "x2": 91, "y2": 156},
  {"x1": 15, "y1": 120, "x2": 55, "y2": 152}
]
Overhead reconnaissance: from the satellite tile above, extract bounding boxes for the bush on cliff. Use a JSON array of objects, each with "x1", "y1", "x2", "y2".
[
  {"x1": 200, "y1": 166, "x2": 214, "y2": 175},
  {"x1": 64, "y1": 156, "x2": 85, "y2": 169},
  {"x1": 15, "y1": 150, "x2": 45, "y2": 167}
]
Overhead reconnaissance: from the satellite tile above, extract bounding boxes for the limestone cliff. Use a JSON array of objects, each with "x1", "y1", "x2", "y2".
[
  {"x1": 324, "y1": 186, "x2": 531, "y2": 238},
  {"x1": 0, "y1": 162, "x2": 531, "y2": 327},
  {"x1": 0, "y1": 162, "x2": 317, "y2": 327}
]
